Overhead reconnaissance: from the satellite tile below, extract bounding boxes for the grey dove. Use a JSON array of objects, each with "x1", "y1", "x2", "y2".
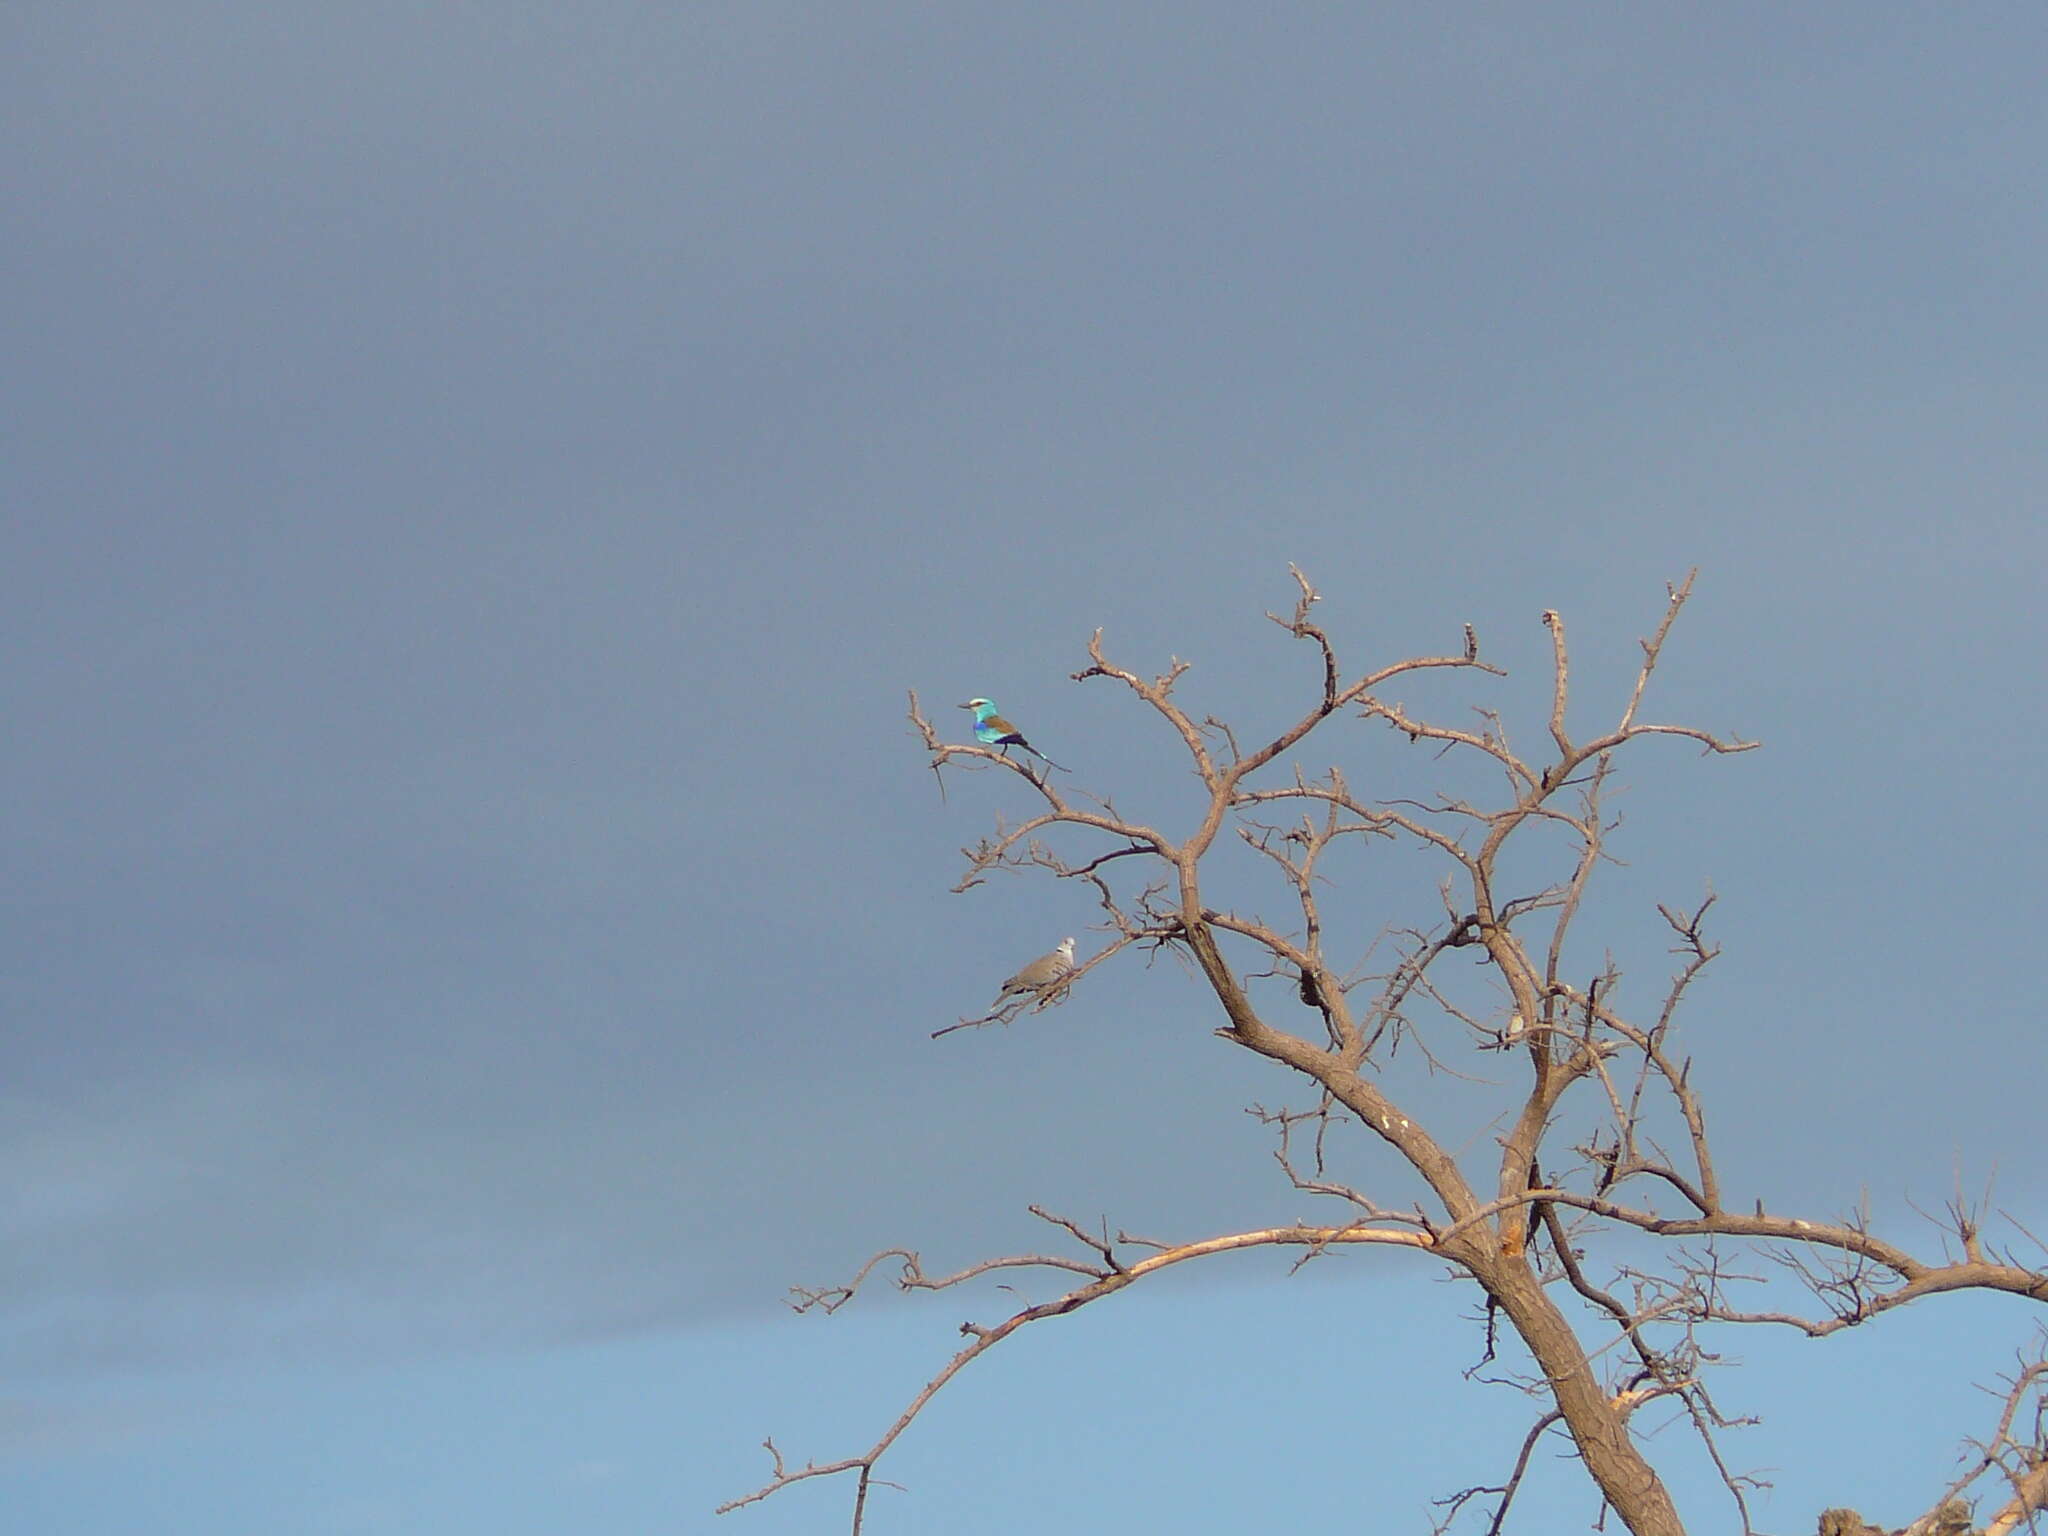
[{"x1": 992, "y1": 936, "x2": 1076, "y2": 1006}]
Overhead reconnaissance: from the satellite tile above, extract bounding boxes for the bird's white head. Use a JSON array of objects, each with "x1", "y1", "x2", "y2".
[
  {"x1": 958, "y1": 698, "x2": 992, "y2": 711},
  {"x1": 1057, "y1": 936, "x2": 1076, "y2": 959}
]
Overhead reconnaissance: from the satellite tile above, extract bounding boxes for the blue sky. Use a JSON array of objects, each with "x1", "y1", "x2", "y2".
[{"x1": 5, "y1": 4, "x2": 2046, "y2": 1532}]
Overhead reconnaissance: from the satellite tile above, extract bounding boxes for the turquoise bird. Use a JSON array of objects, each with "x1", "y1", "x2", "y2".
[{"x1": 959, "y1": 697, "x2": 1067, "y2": 771}]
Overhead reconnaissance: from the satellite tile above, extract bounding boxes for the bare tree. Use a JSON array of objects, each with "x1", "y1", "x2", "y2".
[{"x1": 721, "y1": 572, "x2": 2048, "y2": 1536}]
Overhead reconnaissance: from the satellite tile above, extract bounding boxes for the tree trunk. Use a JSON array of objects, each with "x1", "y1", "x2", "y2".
[{"x1": 1478, "y1": 1256, "x2": 1689, "y2": 1536}]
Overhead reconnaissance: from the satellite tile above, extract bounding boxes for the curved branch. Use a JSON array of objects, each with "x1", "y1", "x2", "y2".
[{"x1": 720, "y1": 1220, "x2": 1433, "y2": 1523}]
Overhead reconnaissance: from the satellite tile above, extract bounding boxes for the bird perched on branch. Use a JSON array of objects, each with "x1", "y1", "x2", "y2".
[
  {"x1": 931, "y1": 935, "x2": 1081, "y2": 1038},
  {"x1": 991, "y1": 936, "x2": 1076, "y2": 1008},
  {"x1": 958, "y1": 697, "x2": 1067, "y2": 771}
]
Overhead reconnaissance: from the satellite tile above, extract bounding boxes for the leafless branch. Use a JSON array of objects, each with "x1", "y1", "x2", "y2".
[{"x1": 722, "y1": 1215, "x2": 1433, "y2": 1524}]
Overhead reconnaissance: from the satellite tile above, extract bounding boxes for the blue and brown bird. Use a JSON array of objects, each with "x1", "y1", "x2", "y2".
[{"x1": 958, "y1": 697, "x2": 1066, "y2": 771}]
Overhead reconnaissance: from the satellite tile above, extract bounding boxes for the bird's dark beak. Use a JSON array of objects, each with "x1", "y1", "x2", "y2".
[{"x1": 956, "y1": 701, "x2": 973, "y2": 710}]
